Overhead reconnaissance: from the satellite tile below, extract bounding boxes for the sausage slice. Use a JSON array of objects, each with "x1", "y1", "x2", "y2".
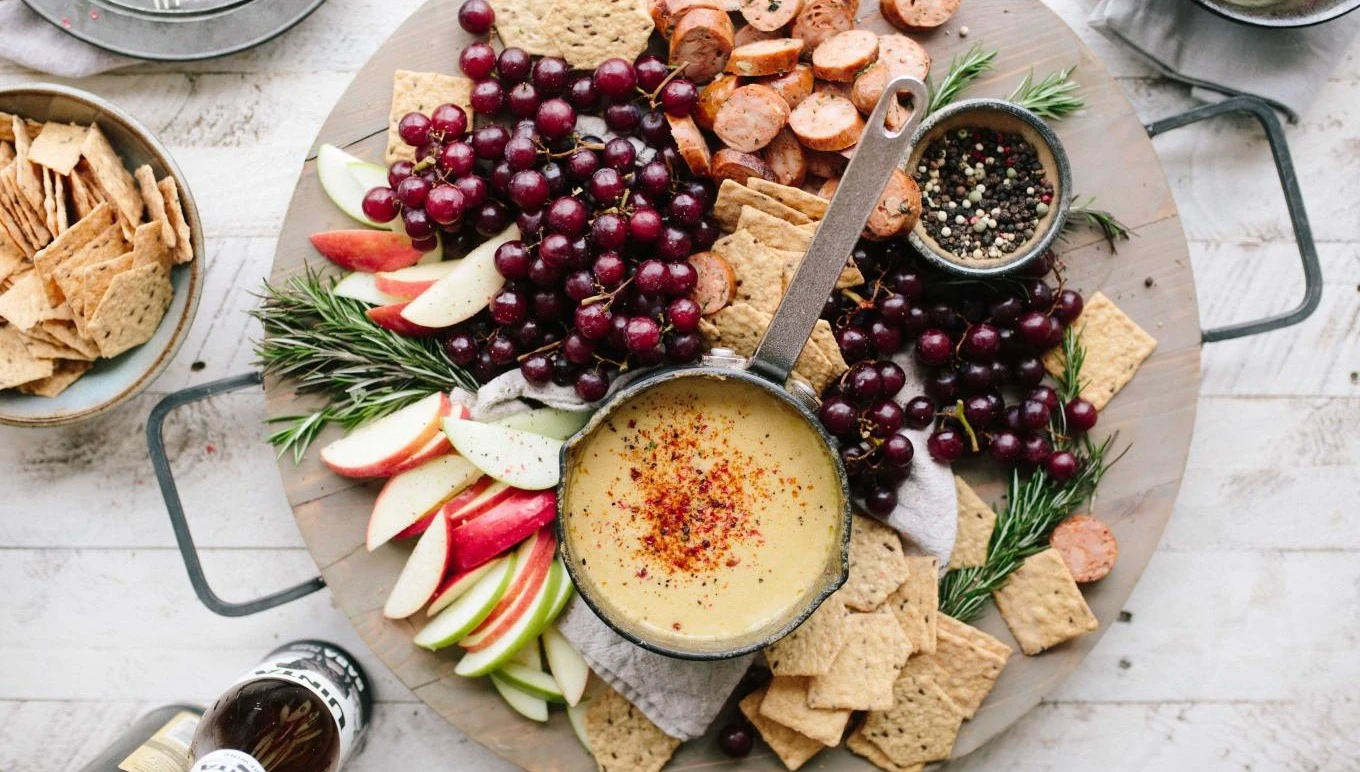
[
  {"x1": 791, "y1": 0, "x2": 855, "y2": 58},
  {"x1": 761, "y1": 128, "x2": 808, "y2": 187},
  {"x1": 811, "y1": 30, "x2": 879, "y2": 82},
  {"x1": 666, "y1": 114, "x2": 713, "y2": 177},
  {"x1": 788, "y1": 92, "x2": 863, "y2": 151},
  {"x1": 818, "y1": 167, "x2": 920, "y2": 239},
  {"x1": 710, "y1": 148, "x2": 778, "y2": 185},
  {"x1": 1049, "y1": 515, "x2": 1118, "y2": 583},
  {"x1": 735, "y1": 24, "x2": 781, "y2": 47},
  {"x1": 689, "y1": 251, "x2": 738, "y2": 315},
  {"x1": 850, "y1": 60, "x2": 889, "y2": 115},
  {"x1": 713, "y1": 84, "x2": 791, "y2": 153},
  {"x1": 805, "y1": 148, "x2": 847, "y2": 179},
  {"x1": 758, "y1": 63, "x2": 815, "y2": 109},
  {"x1": 881, "y1": 0, "x2": 960, "y2": 30},
  {"x1": 696, "y1": 74, "x2": 740, "y2": 130},
  {"x1": 877, "y1": 33, "x2": 931, "y2": 82},
  {"x1": 726, "y1": 38, "x2": 805, "y2": 76},
  {"x1": 670, "y1": 8, "x2": 736, "y2": 84},
  {"x1": 652, "y1": 0, "x2": 725, "y2": 37},
  {"x1": 741, "y1": 0, "x2": 803, "y2": 31}
]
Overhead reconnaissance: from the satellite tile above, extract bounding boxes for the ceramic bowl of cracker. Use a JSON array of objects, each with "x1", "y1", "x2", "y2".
[{"x1": 0, "y1": 84, "x2": 203, "y2": 427}]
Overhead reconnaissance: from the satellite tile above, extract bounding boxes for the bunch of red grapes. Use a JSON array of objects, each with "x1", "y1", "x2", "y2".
[
  {"x1": 817, "y1": 244, "x2": 1100, "y2": 515},
  {"x1": 360, "y1": 0, "x2": 716, "y2": 399}
]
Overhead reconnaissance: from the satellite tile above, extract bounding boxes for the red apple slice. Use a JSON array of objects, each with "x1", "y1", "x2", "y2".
[
  {"x1": 310, "y1": 230, "x2": 425, "y2": 273},
  {"x1": 387, "y1": 433, "x2": 454, "y2": 479},
  {"x1": 401, "y1": 226, "x2": 517, "y2": 328},
  {"x1": 450, "y1": 489, "x2": 557, "y2": 573},
  {"x1": 366, "y1": 302, "x2": 444, "y2": 336},
  {"x1": 367, "y1": 454, "x2": 482, "y2": 551},
  {"x1": 443, "y1": 479, "x2": 515, "y2": 528},
  {"x1": 320, "y1": 393, "x2": 452, "y2": 478},
  {"x1": 394, "y1": 473, "x2": 492, "y2": 540},
  {"x1": 460, "y1": 527, "x2": 557, "y2": 651},
  {"x1": 375, "y1": 261, "x2": 461, "y2": 299},
  {"x1": 427, "y1": 558, "x2": 502, "y2": 615},
  {"x1": 383, "y1": 510, "x2": 454, "y2": 619}
]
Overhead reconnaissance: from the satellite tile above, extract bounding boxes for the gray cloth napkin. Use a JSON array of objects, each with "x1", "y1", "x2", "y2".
[
  {"x1": 455, "y1": 354, "x2": 957, "y2": 739},
  {"x1": 1090, "y1": 0, "x2": 1360, "y2": 120},
  {"x1": 0, "y1": 0, "x2": 135, "y2": 77}
]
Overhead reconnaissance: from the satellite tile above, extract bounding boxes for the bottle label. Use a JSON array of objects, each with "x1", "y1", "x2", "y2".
[
  {"x1": 118, "y1": 710, "x2": 201, "y2": 772},
  {"x1": 189, "y1": 749, "x2": 267, "y2": 772},
  {"x1": 229, "y1": 641, "x2": 369, "y2": 763}
]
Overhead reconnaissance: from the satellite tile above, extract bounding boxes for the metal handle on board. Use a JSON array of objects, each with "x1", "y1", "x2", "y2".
[
  {"x1": 147, "y1": 371, "x2": 326, "y2": 617},
  {"x1": 1145, "y1": 95, "x2": 1322, "y2": 343}
]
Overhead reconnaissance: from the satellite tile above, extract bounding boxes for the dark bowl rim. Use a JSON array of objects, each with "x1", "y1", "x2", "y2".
[
  {"x1": 1189, "y1": 0, "x2": 1360, "y2": 28},
  {"x1": 0, "y1": 83, "x2": 204, "y2": 428},
  {"x1": 555, "y1": 364, "x2": 853, "y2": 661}
]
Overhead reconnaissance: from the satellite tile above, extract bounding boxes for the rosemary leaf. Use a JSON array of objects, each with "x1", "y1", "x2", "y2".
[
  {"x1": 1008, "y1": 66, "x2": 1085, "y2": 120},
  {"x1": 1064, "y1": 195, "x2": 1134, "y2": 253},
  {"x1": 1052, "y1": 325, "x2": 1086, "y2": 408},
  {"x1": 928, "y1": 45, "x2": 997, "y2": 114}
]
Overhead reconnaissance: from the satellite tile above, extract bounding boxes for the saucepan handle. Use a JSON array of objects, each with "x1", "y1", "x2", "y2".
[
  {"x1": 1144, "y1": 95, "x2": 1322, "y2": 343},
  {"x1": 146, "y1": 371, "x2": 326, "y2": 617},
  {"x1": 749, "y1": 76, "x2": 929, "y2": 384}
]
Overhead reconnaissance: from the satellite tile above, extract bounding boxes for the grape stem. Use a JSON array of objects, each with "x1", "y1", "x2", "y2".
[
  {"x1": 644, "y1": 65, "x2": 688, "y2": 107},
  {"x1": 953, "y1": 399, "x2": 980, "y2": 452},
  {"x1": 515, "y1": 338, "x2": 564, "y2": 362}
]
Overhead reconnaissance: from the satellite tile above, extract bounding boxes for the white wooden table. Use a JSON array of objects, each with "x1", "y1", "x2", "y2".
[{"x1": 0, "y1": 1, "x2": 1356, "y2": 769}]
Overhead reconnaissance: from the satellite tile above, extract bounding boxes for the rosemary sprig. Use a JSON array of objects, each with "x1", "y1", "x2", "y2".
[
  {"x1": 1008, "y1": 66, "x2": 1085, "y2": 120},
  {"x1": 1052, "y1": 325, "x2": 1086, "y2": 406},
  {"x1": 938, "y1": 434, "x2": 1125, "y2": 622},
  {"x1": 928, "y1": 45, "x2": 997, "y2": 114},
  {"x1": 1064, "y1": 195, "x2": 1133, "y2": 253},
  {"x1": 251, "y1": 268, "x2": 476, "y2": 461}
]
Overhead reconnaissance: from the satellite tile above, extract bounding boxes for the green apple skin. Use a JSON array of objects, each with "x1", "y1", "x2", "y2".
[
  {"x1": 542, "y1": 624, "x2": 590, "y2": 706},
  {"x1": 490, "y1": 673, "x2": 549, "y2": 722},
  {"x1": 495, "y1": 663, "x2": 567, "y2": 703},
  {"x1": 455, "y1": 561, "x2": 565, "y2": 677},
  {"x1": 494, "y1": 408, "x2": 592, "y2": 440},
  {"x1": 413, "y1": 554, "x2": 516, "y2": 650},
  {"x1": 567, "y1": 700, "x2": 593, "y2": 753},
  {"x1": 317, "y1": 144, "x2": 388, "y2": 229}
]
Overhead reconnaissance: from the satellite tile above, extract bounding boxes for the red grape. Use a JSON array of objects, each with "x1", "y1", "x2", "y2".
[
  {"x1": 989, "y1": 431, "x2": 1022, "y2": 464},
  {"x1": 667, "y1": 192, "x2": 704, "y2": 227},
  {"x1": 961, "y1": 323, "x2": 1001, "y2": 362},
  {"x1": 1017, "y1": 311, "x2": 1051, "y2": 348},
  {"x1": 507, "y1": 82, "x2": 541, "y2": 118},
  {"x1": 842, "y1": 361, "x2": 882, "y2": 404},
  {"x1": 864, "y1": 487, "x2": 898, "y2": 516},
  {"x1": 668, "y1": 331, "x2": 703, "y2": 362},
  {"x1": 425, "y1": 184, "x2": 466, "y2": 225},
  {"x1": 593, "y1": 58, "x2": 637, "y2": 100},
  {"x1": 958, "y1": 361, "x2": 992, "y2": 394},
  {"x1": 497, "y1": 47, "x2": 532, "y2": 83},
  {"x1": 398, "y1": 112, "x2": 432, "y2": 147},
  {"x1": 1018, "y1": 399, "x2": 1051, "y2": 430},
  {"x1": 564, "y1": 270, "x2": 596, "y2": 301},
  {"x1": 491, "y1": 289, "x2": 528, "y2": 325},
  {"x1": 869, "y1": 320, "x2": 902, "y2": 354},
  {"x1": 459, "y1": 42, "x2": 497, "y2": 80},
  {"x1": 634, "y1": 55, "x2": 669, "y2": 92},
  {"x1": 883, "y1": 433, "x2": 914, "y2": 467},
  {"x1": 664, "y1": 261, "x2": 698, "y2": 296},
  {"x1": 507, "y1": 170, "x2": 550, "y2": 212},
  {"x1": 624, "y1": 316, "x2": 661, "y2": 352},
  {"x1": 361, "y1": 186, "x2": 399, "y2": 223},
  {"x1": 819, "y1": 396, "x2": 858, "y2": 437},
  {"x1": 562, "y1": 332, "x2": 594, "y2": 364},
  {"x1": 1011, "y1": 356, "x2": 1044, "y2": 387},
  {"x1": 503, "y1": 135, "x2": 538, "y2": 170},
  {"x1": 473, "y1": 200, "x2": 510, "y2": 236},
  {"x1": 866, "y1": 400, "x2": 905, "y2": 437},
  {"x1": 592, "y1": 251, "x2": 626, "y2": 287},
  {"x1": 566, "y1": 148, "x2": 601, "y2": 181},
  {"x1": 1021, "y1": 434, "x2": 1052, "y2": 466},
  {"x1": 396, "y1": 176, "x2": 431, "y2": 209},
  {"x1": 634, "y1": 259, "x2": 667, "y2": 295},
  {"x1": 639, "y1": 110, "x2": 671, "y2": 146},
  {"x1": 692, "y1": 219, "x2": 719, "y2": 249},
  {"x1": 600, "y1": 137, "x2": 635, "y2": 171},
  {"x1": 386, "y1": 160, "x2": 414, "y2": 187},
  {"x1": 656, "y1": 226, "x2": 692, "y2": 261},
  {"x1": 836, "y1": 327, "x2": 871, "y2": 362},
  {"x1": 521, "y1": 353, "x2": 553, "y2": 384},
  {"x1": 1065, "y1": 398, "x2": 1098, "y2": 432},
  {"x1": 637, "y1": 161, "x2": 671, "y2": 195},
  {"x1": 659, "y1": 79, "x2": 698, "y2": 116},
  {"x1": 402, "y1": 207, "x2": 434, "y2": 239},
  {"x1": 437, "y1": 141, "x2": 476, "y2": 176},
  {"x1": 494, "y1": 240, "x2": 531, "y2": 279},
  {"x1": 927, "y1": 428, "x2": 965, "y2": 462},
  {"x1": 915, "y1": 329, "x2": 953, "y2": 366},
  {"x1": 1028, "y1": 386, "x2": 1060, "y2": 411},
  {"x1": 1046, "y1": 450, "x2": 1079, "y2": 481},
  {"x1": 567, "y1": 75, "x2": 599, "y2": 111},
  {"x1": 535, "y1": 98, "x2": 577, "y2": 140},
  {"x1": 545, "y1": 196, "x2": 588, "y2": 235},
  {"x1": 472, "y1": 124, "x2": 510, "y2": 159},
  {"x1": 591, "y1": 212, "x2": 628, "y2": 251},
  {"x1": 575, "y1": 370, "x2": 609, "y2": 401},
  {"x1": 877, "y1": 361, "x2": 906, "y2": 397},
  {"x1": 470, "y1": 79, "x2": 505, "y2": 114},
  {"x1": 574, "y1": 302, "x2": 612, "y2": 339},
  {"x1": 443, "y1": 332, "x2": 478, "y2": 365},
  {"x1": 589, "y1": 168, "x2": 626, "y2": 205},
  {"x1": 531, "y1": 57, "x2": 570, "y2": 95},
  {"x1": 667, "y1": 297, "x2": 701, "y2": 332},
  {"x1": 1024, "y1": 278, "x2": 1053, "y2": 310},
  {"x1": 925, "y1": 369, "x2": 959, "y2": 401},
  {"x1": 430, "y1": 103, "x2": 468, "y2": 139},
  {"x1": 453, "y1": 175, "x2": 488, "y2": 209},
  {"x1": 989, "y1": 296, "x2": 1024, "y2": 326},
  {"x1": 604, "y1": 102, "x2": 640, "y2": 134},
  {"x1": 539, "y1": 232, "x2": 573, "y2": 268},
  {"x1": 458, "y1": 0, "x2": 495, "y2": 32}
]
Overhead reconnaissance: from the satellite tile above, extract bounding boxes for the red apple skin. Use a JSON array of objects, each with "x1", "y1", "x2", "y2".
[
  {"x1": 310, "y1": 230, "x2": 425, "y2": 272},
  {"x1": 386, "y1": 435, "x2": 453, "y2": 479},
  {"x1": 367, "y1": 302, "x2": 444, "y2": 336},
  {"x1": 376, "y1": 274, "x2": 438, "y2": 298},
  {"x1": 451, "y1": 490, "x2": 557, "y2": 573},
  {"x1": 321, "y1": 393, "x2": 452, "y2": 478},
  {"x1": 397, "y1": 474, "x2": 492, "y2": 539},
  {"x1": 443, "y1": 480, "x2": 516, "y2": 529},
  {"x1": 461, "y1": 527, "x2": 557, "y2": 651},
  {"x1": 428, "y1": 562, "x2": 495, "y2": 614},
  {"x1": 384, "y1": 510, "x2": 456, "y2": 618}
]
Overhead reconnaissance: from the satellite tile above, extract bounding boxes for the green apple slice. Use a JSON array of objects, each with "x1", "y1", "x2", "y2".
[
  {"x1": 490, "y1": 673, "x2": 549, "y2": 722},
  {"x1": 494, "y1": 408, "x2": 592, "y2": 440},
  {"x1": 443, "y1": 417, "x2": 563, "y2": 490},
  {"x1": 332, "y1": 272, "x2": 404, "y2": 306},
  {"x1": 455, "y1": 561, "x2": 564, "y2": 677},
  {"x1": 508, "y1": 637, "x2": 543, "y2": 671},
  {"x1": 401, "y1": 225, "x2": 517, "y2": 328},
  {"x1": 544, "y1": 560, "x2": 575, "y2": 624},
  {"x1": 317, "y1": 144, "x2": 390, "y2": 229},
  {"x1": 413, "y1": 554, "x2": 516, "y2": 650},
  {"x1": 496, "y1": 663, "x2": 567, "y2": 703},
  {"x1": 567, "y1": 700, "x2": 592, "y2": 753},
  {"x1": 542, "y1": 624, "x2": 590, "y2": 706}
]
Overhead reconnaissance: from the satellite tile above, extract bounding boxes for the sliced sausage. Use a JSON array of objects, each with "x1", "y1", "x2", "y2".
[
  {"x1": 696, "y1": 74, "x2": 740, "y2": 131},
  {"x1": 652, "y1": 0, "x2": 725, "y2": 37},
  {"x1": 758, "y1": 63, "x2": 815, "y2": 109},
  {"x1": 881, "y1": 0, "x2": 960, "y2": 31},
  {"x1": 670, "y1": 8, "x2": 735, "y2": 84},
  {"x1": 666, "y1": 114, "x2": 713, "y2": 177},
  {"x1": 788, "y1": 92, "x2": 863, "y2": 151},
  {"x1": 791, "y1": 0, "x2": 855, "y2": 59},
  {"x1": 877, "y1": 33, "x2": 931, "y2": 82},
  {"x1": 735, "y1": 24, "x2": 781, "y2": 47},
  {"x1": 817, "y1": 167, "x2": 920, "y2": 239},
  {"x1": 805, "y1": 148, "x2": 847, "y2": 179},
  {"x1": 851, "y1": 62, "x2": 913, "y2": 128},
  {"x1": 811, "y1": 30, "x2": 879, "y2": 82},
  {"x1": 741, "y1": 0, "x2": 802, "y2": 32},
  {"x1": 1049, "y1": 515, "x2": 1118, "y2": 583},
  {"x1": 713, "y1": 84, "x2": 790, "y2": 153},
  {"x1": 814, "y1": 78, "x2": 853, "y2": 101},
  {"x1": 726, "y1": 38, "x2": 805, "y2": 76},
  {"x1": 711, "y1": 148, "x2": 777, "y2": 185},
  {"x1": 689, "y1": 251, "x2": 738, "y2": 315},
  {"x1": 761, "y1": 128, "x2": 807, "y2": 187}
]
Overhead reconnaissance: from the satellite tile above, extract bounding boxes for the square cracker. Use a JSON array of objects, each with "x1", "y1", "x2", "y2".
[
  {"x1": 795, "y1": 319, "x2": 846, "y2": 393},
  {"x1": 714, "y1": 179, "x2": 812, "y2": 231},
  {"x1": 33, "y1": 201, "x2": 119, "y2": 304},
  {"x1": 135, "y1": 166, "x2": 174, "y2": 249},
  {"x1": 0, "y1": 141, "x2": 13, "y2": 166},
  {"x1": 387, "y1": 70, "x2": 474, "y2": 164},
  {"x1": 711, "y1": 229, "x2": 784, "y2": 314},
  {"x1": 39, "y1": 320, "x2": 99, "y2": 360},
  {"x1": 700, "y1": 302, "x2": 843, "y2": 392},
  {"x1": 1042, "y1": 291, "x2": 1156, "y2": 410},
  {"x1": 0, "y1": 324, "x2": 55, "y2": 389},
  {"x1": 583, "y1": 686, "x2": 680, "y2": 772},
  {"x1": 156, "y1": 177, "x2": 194, "y2": 264},
  {"x1": 886, "y1": 555, "x2": 938, "y2": 655},
  {"x1": 777, "y1": 249, "x2": 865, "y2": 294},
  {"x1": 748, "y1": 178, "x2": 830, "y2": 220},
  {"x1": 759, "y1": 676, "x2": 851, "y2": 747},
  {"x1": 40, "y1": 167, "x2": 58, "y2": 235},
  {"x1": 738, "y1": 206, "x2": 813, "y2": 251},
  {"x1": 808, "y1": 609, "x2": 912, "y2": 711},
  {"x1": 0, "y1": 273, "x2": 63, "y2": 330},
  {"x1": 950, "y1": 477, "x2": 996, "y2": 569},
  {"x1": 52, "y1": 174, "x2": 68, "y2": 234},
  {"x1": 86, "y1": 262, "x2": 173, "y2": 358},
  {"x1": 11, "y1": 115, "x2": 44, "y2": 211},
  {"x1": 20, "y1": 329, "x2": 92, "y2": 362},
  {"x1": 129, "y1": 221, "x2": 172, "y2": 272},
  {"x1": 17, "y1": 359, "x2": 91, "y2": 397},
  {"x1": 766, "y1": 592, "x2": 846, "y2": 677},
  {"x1": 68, "y1": 169, "x2": 98, "y2": 220},
  {"x1": 841, "y1": 514, "x2": 912, "y2": 612},
  {"x1": 544, "y1": 0, "x2": 654, "y2": 70},
  {"x1": 496, "y1": 0, "x2": 563, "y2": 56},
  {"x1": 846, "y1": 725, "x2": 924, "y2": 772},
  {"x1": 28, "y1": 123, "x2": 87, "y2": 175},
  {"x1": 992, "y1": 548, "x2": 1099, "y2": 655},
  {"x1": 898, "y1": 623, "x2": 1008, "y2": 719},
  {"x1": 860, "y1": 672, "x2": 964, "y2": 767},
  {"x1": 739, "y1": 687, "x2": 825, "y2": 771},
  {"x1": 76, "y1": 253, "x2": 135, "y2": 318},
  {"x1": 937, "y1": 614, "x2": 1012, "y2": 662},
  {"x1": 1, "y1": 164, "x2": 50, "y2": 249},
  {"x1": 81, "y1": 124, "x2": 143, "y2": 234}
]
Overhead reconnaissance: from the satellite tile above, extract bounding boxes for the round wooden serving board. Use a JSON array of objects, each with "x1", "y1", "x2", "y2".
[{"x1": 267, "y1": 0, "x2": 1202, "y2": 767}]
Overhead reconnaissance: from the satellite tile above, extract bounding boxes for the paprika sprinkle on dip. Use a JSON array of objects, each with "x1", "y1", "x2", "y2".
[{"x1": 562, "y1": 376, "x2": 843, "y2": 644}]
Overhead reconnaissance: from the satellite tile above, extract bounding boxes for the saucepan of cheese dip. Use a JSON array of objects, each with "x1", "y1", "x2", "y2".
[{"x1": 558, "y1": 77, "x2": 929, "y2": 660}]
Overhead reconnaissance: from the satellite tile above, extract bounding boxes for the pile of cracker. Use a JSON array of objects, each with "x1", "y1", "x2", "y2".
[
  {"x1": 491, "y1": 0, "x2": 657, "y2": 70},
  {"x1": 695, "y1": 177, "x2": 862, "y2": 393},
  {"x1": 0, "y1": 113, "x2": 192, "y2": 397}
]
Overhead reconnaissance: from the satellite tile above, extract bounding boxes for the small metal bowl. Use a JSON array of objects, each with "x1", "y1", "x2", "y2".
[
  {"x1": 0, "y1": 84, "x2": 204, "y2": 427},
  {"x1": 1191, "y1": 0, "x2": 1360, "y2": 28},
  {"x1": 906, "y1": 99, "x2": 1072, "y2": 277}
]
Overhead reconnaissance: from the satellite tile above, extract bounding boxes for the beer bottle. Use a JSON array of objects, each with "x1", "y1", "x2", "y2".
[
  {"x1": 187, "y1": 640, "x2": 372, "y2": 772},
  {"x1": 76, "y1": 704, "x2": 204, "y2": 771}
]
